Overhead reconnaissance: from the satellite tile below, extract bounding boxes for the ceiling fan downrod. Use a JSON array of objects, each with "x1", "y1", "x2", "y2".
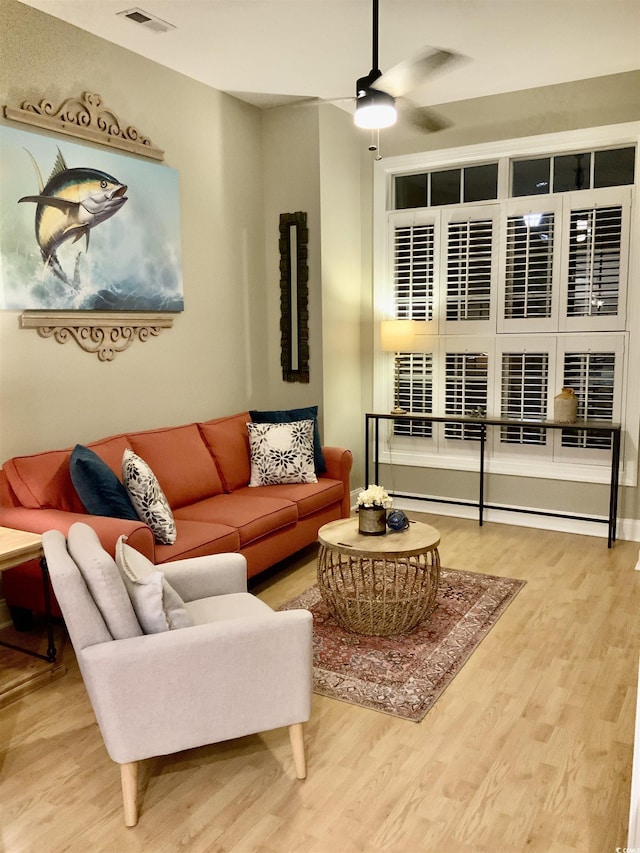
[{"x1": 354, "y1": 0, "x2": 397, "y2": 129}]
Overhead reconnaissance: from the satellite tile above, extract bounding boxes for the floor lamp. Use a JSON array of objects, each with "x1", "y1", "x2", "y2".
[{"x1": 380, "y1": 320, "x2": 417, "y2": 415}]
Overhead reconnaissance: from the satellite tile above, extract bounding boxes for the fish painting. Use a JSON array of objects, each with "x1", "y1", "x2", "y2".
[{"x1": 18, "y1": 147, "x2": 128, "y2": 289}]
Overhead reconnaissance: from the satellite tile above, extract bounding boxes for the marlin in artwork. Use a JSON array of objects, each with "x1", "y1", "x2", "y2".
[{"x1": 18, "y1": 147, "x2": 128, "y2": 289}]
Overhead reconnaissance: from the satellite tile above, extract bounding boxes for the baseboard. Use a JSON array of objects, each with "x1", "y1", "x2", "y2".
[{"x1": 379, "y1": 492, "x2": 640, "y2": 544}]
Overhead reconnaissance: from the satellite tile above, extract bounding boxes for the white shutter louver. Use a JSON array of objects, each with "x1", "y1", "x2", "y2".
[
  {"x1": 394, "y1": 223, "x2": 434, "y2": 321},
  {"x1": 446, "y1": 219, "x2": 493, "y2": 321},
  {"x1": 561, "y1": 351, "x2": 615, "y2": 449},
  {"x1": 394, "y1": 353, "x2": 433, "y2": 438},
  {"x1": 567, "y1": 205, "x2": 622, "y2": 318},
  {"x1": 445, "y1": 352, "x2": 488, "y2": 440},
  {"x1": 505, "y1": 213, "x2": 554, "y2": 319},
  {"x1": 500, "y1": 352, "x2": 549, "y2": 444}
]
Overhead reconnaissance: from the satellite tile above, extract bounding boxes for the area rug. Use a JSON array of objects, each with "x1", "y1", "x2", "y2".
[{"x1": 279, "y1": 568, "x2": 525, "y2": 722}]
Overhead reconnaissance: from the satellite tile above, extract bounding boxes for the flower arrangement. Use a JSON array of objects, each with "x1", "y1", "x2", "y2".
[{"x1": 357, "y1": 484, "x2": 393, "y2": 509}]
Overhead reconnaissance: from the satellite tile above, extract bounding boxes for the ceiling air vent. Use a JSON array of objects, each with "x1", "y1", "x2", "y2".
[{"x1": 117, "y1": 8, "x2": 176, "y2": 33}]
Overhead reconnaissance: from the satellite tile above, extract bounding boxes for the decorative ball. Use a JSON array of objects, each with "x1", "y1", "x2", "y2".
[{"x1": 386, "y1": 510, "x2": 410, "y2": 531}]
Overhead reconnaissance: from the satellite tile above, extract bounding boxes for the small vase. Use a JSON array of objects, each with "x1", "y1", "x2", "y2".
[
  {"x1": 554, "y1": 387, "x2": 578, "y2": 424},
  {"x1": 358, "y1": 506, "x2": 387, "y2": 535}
]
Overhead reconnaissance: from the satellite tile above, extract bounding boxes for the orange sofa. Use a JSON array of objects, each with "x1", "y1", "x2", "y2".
[{"x1": 0, "y1": 412, "x2": 352, "y2": 619}]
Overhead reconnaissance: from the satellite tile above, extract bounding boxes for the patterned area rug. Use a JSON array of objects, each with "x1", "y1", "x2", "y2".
[{"x1": 279, "y1": 568, "x2": 525, "y2": 722}]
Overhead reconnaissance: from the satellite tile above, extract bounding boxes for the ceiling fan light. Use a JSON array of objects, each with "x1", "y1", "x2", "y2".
[{"x1": 354, "y1": 90, "x2": 397, "y2": 129}]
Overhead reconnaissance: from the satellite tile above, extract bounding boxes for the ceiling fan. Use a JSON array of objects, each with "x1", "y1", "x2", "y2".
[{"x1": 352, "y1": 0, "x2": 461, "y2": 133}]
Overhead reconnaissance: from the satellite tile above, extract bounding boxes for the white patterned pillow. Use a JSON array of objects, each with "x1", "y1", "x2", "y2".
[
  {"x1": 115, "y1": 536, "x2": 192, "y2": 633},
  {"x1": 122, "y1": 449, "x2": 177, "y2": 545},
  {"x1": 247, "y1": 419, "x2": 317, "y2": 486}
]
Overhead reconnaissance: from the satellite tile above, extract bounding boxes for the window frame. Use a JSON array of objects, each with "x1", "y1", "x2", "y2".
[{"x1": 373, "y1": 123, "x2": 640, "y2": 487}]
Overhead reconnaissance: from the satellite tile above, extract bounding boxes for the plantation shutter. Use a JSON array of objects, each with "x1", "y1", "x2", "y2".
[
  {"x1": 391, "y1": 214, "x2": 435, "y2": 321},
  {"x1": 567, "y1": 206, "x2": 622, "y2": 317},
  {"x1": 500, "y1": 352, "x2": 549, "y2": 445},
  {"x1": 394, "y1": 353, "x2": 433, "y2": 438},
  {"x1": 561, "y1": 351, "x2": 616, "y2": 449},
  {"x1": 446, "y1": 220, "x2": 492, "y2": 321},
  {"x1": 444, "y1": 351, "x2": 488, "y2": 441},
  {"x1": 504, "y1": 212, "x2": 555, "y2": 320},
  {"x1": 560, "y1": 187, "x2": 630, "y2": 332}
]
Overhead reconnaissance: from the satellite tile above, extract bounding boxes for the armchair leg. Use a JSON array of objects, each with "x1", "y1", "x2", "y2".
[
  {"x1": 120, "y1": 761, "x2": 139, "y2": 827},
  {"x1": 288, "y1": 723, "x2": 306, "y2": 779}
]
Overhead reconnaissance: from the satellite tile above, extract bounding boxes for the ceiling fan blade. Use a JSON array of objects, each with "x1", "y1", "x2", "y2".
[
  {"x1": 399, "y1": 100, "x2": 451, "y2": 133},
  {"x1": 377, "y1": 48, "x2": 461, "y2": 98}
]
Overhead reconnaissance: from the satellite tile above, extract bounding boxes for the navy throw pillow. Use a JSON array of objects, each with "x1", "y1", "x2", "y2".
[
  {"x1": 70, "y1": 444, "x2": 139, "y2": 520},
  {"x1": 249, "y1": 406, "x2": 326, "y2": 474}
]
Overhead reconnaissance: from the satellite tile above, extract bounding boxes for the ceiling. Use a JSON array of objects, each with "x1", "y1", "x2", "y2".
[{"x1": 18, "y1": 0, "x2": 640, "y2": 111}]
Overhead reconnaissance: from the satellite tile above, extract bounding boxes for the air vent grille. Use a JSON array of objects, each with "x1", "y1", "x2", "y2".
[{"x1": 117, "y1": 8, "x2": 176, "y2": 33}]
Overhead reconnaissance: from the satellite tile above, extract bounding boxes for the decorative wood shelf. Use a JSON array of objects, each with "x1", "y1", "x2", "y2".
[
  {"x1": 4, "y1": 91, "x2": 164, "y2": 161},
  {"x1": 20, "y1": 312, "x2": 174, "y2": 361}
]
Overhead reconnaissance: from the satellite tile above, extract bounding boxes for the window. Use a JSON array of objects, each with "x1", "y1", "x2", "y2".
[{"x1": 375, "y1": 126, "x2": 638, "y2": 485}]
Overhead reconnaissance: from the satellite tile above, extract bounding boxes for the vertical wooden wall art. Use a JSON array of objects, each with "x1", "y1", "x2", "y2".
[{"x1": 279, "y1": 211, "x2": 309, "y2": 383}]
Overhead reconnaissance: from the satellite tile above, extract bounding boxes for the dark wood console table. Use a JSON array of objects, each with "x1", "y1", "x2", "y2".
[{"x1": 365, "y1": 413, "x2": 621, "y2": 548}]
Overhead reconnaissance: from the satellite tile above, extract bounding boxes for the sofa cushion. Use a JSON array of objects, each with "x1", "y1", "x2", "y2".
[
  {"x1": 198, "y1": 414, "x2": 251, "y2": 492},
  {"x1": 153, "y1": 519, "x2": 240, "y2": 564},
  {"x1": 115, "y1": 536, "x2": 193, "y2": 632},
  {"x1": 67, "y1": 523, "x2": 142, "y2": 640},
  {"x1": 127, "y1": 423, "x2": 225, "y2": 509},
  {"x1": 250, "y1": 405, "x2": 326, "y2": 473},
  {"x1": 247, "y1": 420, "x2": 317, "y2": 487},
  {"x1": 173, "y1": 493, "x2": 297, "y2": 546},
  {"x1": 234, "y1": 478, "x2": 343, "y2": 519},
  {"x1": 3, "y1": 449, "x2": 84, "y2": 513},
  {"x1": 70, "y1": 445, "x2": 139, "y2": 520},
  {"x1": 122, "y1": 449, "x2": 177, "y2": 545},
  {"x1": 86, "y1": 434, "x2": 133, "y2": 476}
]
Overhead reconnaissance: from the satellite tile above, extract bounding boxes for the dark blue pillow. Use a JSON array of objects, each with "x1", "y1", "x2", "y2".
[
  {"x1": 70, "y1": 444, "x2": 139, "y2": 520},
  {"x1": 249, "y1": 406, "x2": 326, "y2": 473}
]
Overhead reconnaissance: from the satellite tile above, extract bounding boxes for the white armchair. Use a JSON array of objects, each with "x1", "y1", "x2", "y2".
[{"x1": 43, "y1": 523, "x2": 313, "y2": 827}]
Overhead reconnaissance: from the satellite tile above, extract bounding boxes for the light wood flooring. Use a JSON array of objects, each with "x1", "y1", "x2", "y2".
[{"x1": 1, "y1": 514, "x2": 639, "y2": 853}]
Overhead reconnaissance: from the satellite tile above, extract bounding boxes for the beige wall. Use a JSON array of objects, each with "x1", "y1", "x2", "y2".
[
  {"x1": 261, "y1": 104, "x2": 324, "y2": 421},
  {"x1": 0, "y1": 0, "x2": 268, "y2": 460}
]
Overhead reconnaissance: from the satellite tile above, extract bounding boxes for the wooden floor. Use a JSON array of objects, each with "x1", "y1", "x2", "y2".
[{"x1": 1, "y1": 514, "x2": 639, "y2": 853}]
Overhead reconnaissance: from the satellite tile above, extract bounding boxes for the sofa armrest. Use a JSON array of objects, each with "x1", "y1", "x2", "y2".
[
  {"x1": 79, "y1": 608, "x2": 313, "y2": 764},
  {"x1": 0, "y1": 507, "x2": 155, "y2": 560},
  {"x1": 160, "y1": 552, "x2": 248, "y2": 600},
  {"x1": 321, "y1": 447, "x2": 352, "y2": 517}
]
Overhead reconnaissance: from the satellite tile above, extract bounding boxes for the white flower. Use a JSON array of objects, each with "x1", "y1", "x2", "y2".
[{"x1": 357, "y1": 484, "x2": 392, "y2": 509}]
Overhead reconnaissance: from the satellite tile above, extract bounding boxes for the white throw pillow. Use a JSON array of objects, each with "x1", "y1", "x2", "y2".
[
  {"x1": 247, "y1": 419, "x2": 317, "y2": 487},
  {"x1": 122, "y1": 448, "x2": 177, "y2": 545},
  {"x1": 115, "y1": 536, "x2": 193, "y2": 633}
]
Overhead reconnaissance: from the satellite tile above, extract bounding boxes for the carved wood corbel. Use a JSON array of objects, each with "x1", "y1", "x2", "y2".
[
  {"x1": 3, "y1": 91, "x2": 164, "y2": 160},
  {"x1": 20, "y1": 312, "x2": 174, "y2": 361}
]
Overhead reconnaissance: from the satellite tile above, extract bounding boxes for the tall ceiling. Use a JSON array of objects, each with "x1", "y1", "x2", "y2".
[{"x1": 17, "y1": 0, "x2": 640, "y2": 110}]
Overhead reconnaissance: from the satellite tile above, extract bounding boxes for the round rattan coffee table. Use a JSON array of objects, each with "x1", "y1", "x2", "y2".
[{"x1": 317, "y1": 517, "x2": 440, "y2": 636}]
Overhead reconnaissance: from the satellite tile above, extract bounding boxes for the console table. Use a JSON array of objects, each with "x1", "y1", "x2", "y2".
[{"x1": 365, "y1": 413, "x2": 621, "y2": 548}]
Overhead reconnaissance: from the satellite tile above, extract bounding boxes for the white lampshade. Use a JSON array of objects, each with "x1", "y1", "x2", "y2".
[{"x1": 380, "y1": 319, "x2": 416, "y2": 352}]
